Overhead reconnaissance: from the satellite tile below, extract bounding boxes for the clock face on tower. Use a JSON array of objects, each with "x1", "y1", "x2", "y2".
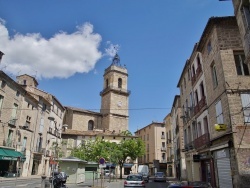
[{"x1": 117, "y1": 101, "x2": 122, "y2": 107}]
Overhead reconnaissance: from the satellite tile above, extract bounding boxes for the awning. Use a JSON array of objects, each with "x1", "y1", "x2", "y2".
[
  {"x1": 123, "y1": 163, "x2": 134, "y2": 168},
  {"x1": 0, "y1": 148, "x2": 26, "y2": 161},
  {"x1": 106, "y1": 163, "x2": 116, "y2": 168}
]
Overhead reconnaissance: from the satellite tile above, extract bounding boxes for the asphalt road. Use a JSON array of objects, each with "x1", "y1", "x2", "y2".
[{"x1": 0, "y1": 176, "x2": 173, "y2": 188}]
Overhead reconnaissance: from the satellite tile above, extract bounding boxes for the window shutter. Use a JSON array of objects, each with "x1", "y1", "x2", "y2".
[{"x1": 241, "y1": 93, "x2": 250, "y2": 122}]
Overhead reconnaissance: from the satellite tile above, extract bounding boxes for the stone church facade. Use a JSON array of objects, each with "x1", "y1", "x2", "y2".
[{"x1": 63, "y1": 53, "x2": 130, "y2": 134}]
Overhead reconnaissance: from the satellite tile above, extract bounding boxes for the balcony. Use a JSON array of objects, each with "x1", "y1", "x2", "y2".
[
  {"x1": 194, "y1": 133, "x2": 210, "y2": 149},
  {"x1": 161, "y1": 147, "x2": 167, "y2": 152},
  {"x1": 8, "y1": 118, "x2": 17, "y2": 126},
  {"x1": 160, "y1": 159, "x2": 167, "y2": 163},
  {"x1": 184, "y1": 141, "x2": 194, "y2": 151},
  {"x1": 100, "y1": 86, "x2": 131, "y2": 96},
  {"x1": 161, "y1": 135, "x2": 166, "y2": 139},
  {"x1": 34, "y1": 147, "x2": 45, "y2": 154},
  {"x1": 194, "y1": 96, "x2": 207, "y2": 116},
  {"x1": 45, "y1": 150, "x2": 50, "y2": 156}
]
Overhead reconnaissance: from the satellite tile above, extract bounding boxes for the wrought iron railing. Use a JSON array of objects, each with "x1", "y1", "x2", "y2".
[{"x1": 194, "y1": 133, "x2": 210, "y2": 149}]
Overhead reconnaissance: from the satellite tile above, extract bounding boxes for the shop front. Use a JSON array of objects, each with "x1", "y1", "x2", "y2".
[
  {"x1": 123, "y1": 163, "x2": 133, "y2": 175},
  {"x1": 213, "y1": 148, "x2": 233, "y2": 188},
  {"x1": 0, "y1": 148, "x2": 26, "y2": 177}
]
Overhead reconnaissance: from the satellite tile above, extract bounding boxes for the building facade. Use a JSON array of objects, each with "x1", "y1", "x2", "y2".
[
  {"x1": 176, "y1": 16, "x2": 250, "y2": 187},
  {"x1": 163, "y1": 113, "x2": 174, "y2": 177},
  {"x1": 170, "y1": 95, "x2": 186, "y2": 181},
  {"x1": 0, "y1": 71, "x2": 64, "y2": 177},
  {"x1": 135, "y1": 122, "x2": 167, "y2": 176}
]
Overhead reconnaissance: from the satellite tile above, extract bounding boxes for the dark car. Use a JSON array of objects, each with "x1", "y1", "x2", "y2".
[
  {"x1": 154, "y1": 172, "x2": 166, "y2": 182},
  {"x1": 167, "y1": 181, "x2": 212, "y2": 188}
]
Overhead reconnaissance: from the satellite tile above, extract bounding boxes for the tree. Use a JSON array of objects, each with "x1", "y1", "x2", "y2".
[
  {"x1": 117, "y1": 138, "x2": 145, "y2": 179},
  {"x1": 70, "y1": 137, "x2": 146, "y2": 179}
]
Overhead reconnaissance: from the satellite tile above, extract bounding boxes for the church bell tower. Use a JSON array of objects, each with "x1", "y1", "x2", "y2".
[{"x1": 100, "y1": 54, "x2": 130, "y2": 133}]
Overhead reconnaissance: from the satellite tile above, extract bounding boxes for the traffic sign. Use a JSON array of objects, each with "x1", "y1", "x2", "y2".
[
  {"x1": 99, "y1": 157, "x2": 105, "y2": 164},
  {"x1": 99, "y1": 164, "x2": 106, "y2": 168}
]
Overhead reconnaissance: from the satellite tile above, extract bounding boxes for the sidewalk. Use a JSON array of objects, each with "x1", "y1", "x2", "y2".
[{"x1": 0, "y1": 175, "x2": 41, "y2": 182}]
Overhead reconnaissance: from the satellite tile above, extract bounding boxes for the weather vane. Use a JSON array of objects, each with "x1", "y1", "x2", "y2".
[{"x1": 112, "y1": 46, "x2": 121, "y2": 66}]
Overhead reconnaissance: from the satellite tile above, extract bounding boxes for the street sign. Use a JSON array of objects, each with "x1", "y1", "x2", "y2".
[
  {"x1": 99, "y1": 164, "x2": 106, "y2": 168},
  {"x1": 99, "y1": 157, "x2": 105, "y2": 164}
]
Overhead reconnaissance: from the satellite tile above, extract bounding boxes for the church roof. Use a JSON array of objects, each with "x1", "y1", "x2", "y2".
[
  {"x1": 64, "y1": 106, "x2": 101, "y2": 116},
  {"x1": 62, "y1": 129, "x2": 136, "y2": 138}
]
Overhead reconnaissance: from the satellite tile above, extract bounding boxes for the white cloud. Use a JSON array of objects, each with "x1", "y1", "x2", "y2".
[
  {"x1": 105, "y1": 42, "x2": 120, "y2": 58},
  {"x1": 0, "y1": 21, "x2": 102, "y2": 79}
]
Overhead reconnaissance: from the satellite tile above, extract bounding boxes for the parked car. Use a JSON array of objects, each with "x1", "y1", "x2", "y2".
[
  {"x1": 103, "y1": 169, "x2": 115, "y2": 177},
  {"x1": 138, "y1": 165, "x2": 149, "y2": 182},
  {"x1": 124, "y1": 174, "x2": 146, "y2": 187},
  {"x1": 167, "y1": 181, "x2": 212, "y2": 188},
  {"x1": 154, "y1": 172, "x2": 166, "y2": 182}
]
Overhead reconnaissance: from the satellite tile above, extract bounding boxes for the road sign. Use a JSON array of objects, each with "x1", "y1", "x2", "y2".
[
  {"x1": 99, "y1": 157, "x2": 105, "y2": 164},
  {"x1": 99, "y1": 164, "x2": 106, "y2": 168}
]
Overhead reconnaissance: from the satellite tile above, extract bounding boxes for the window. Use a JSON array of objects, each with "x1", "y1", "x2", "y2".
[
  {"x1": 11, "y1": 103, "x2": 18, "y2": 119},
  {"x1": 189, "y1": 92, "x2": 193, "y2": 108},
  {"x1": 197, "y1": 54, "x2": 201, "y2": 66},
  {"x1": 1, "y1": 80, "x2": 6, "y2": 89},
  {"x1": 184, "y1": 129, "x2": 187, "y2": 145},
  {"x1": 180, "y1": 85, "x2": 183, "y2": 94},
  {"x1": 22, "y1": 137, "x2": 27, "y2": 152},
  {"x1": 23, "y1": 80, "x2": 26, "y2": 85},
  {"x1": 16, "y1": 91, "x2": 20, "y2": 97},
  {"x1": 203, "y1": 116, "x2": 209, "y2": 133},
  {"x1": 118, "y1": 78, "x2": 122, "y2": 88},
  {"x1": 234, "y1": 53, "x2": 249, "y2": 76},
  {"x1": 184, "y1": 77, "x2": 186, "y2": 89},
  {"x1": 192, "y1": 122, "x2": 197, "y2": 140},
  {"x1": 241, "y1": 93, "x2": 250, "y2": 123},
  {"x1": 39, "y1": 117, "x2": 44, "y2": 133},
  {"x1": 88, "y1": 120, "x2": 94, "y2": 130},
  {"x1": 162, "y1": 142, "x2": 165, "y2": 148},
  {"x1": 197, "y1": 122, "x2": 202, "y2": 137},
  {"x1": 194, "y1": 90, "x2": 198, "y2": 106},
  {"x1": 42, "y1": 103, "x2": 47, "y2": 111},
  {"x1": 215, "y1": 100, "x2": 224, "y2": 124},
  {"x1": 211, "y1": 63, "x2": 218, "y2": 88},
  {"x1": 0, "y1": 95, "x2": 4, "y2": 110},
  {"x1": 207, "y1": 40, "x2": 212, "y2": 54},
  {"x1": 106, "y1": 79, "x2": 109, "y2": 88},
  {"x1": 188, "y1": 68, "x2": 191, "y2": 80},
  {"x1": 242, "y1": 6, "x2": 250, "y2": 34},
  {"x1": 188, "y1": 126, "x2": 191, "y2": 142},
  {"x1": 7, "y1": 130, "x2": 13, "y2": 147},
  {"x1": 200, "y1": 82, "x2": 205, "y2": 98}
]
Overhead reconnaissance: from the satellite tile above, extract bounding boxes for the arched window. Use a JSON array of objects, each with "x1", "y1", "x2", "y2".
[
  {"x1": 106, "y1": 79, "x2": 109, "y2": 88},
  {"x1": 88, "y1": 120, "x2": 94, "y2": 130},
  {"x1": 118, "y1": 78, "x2": 122, "y2": 88}
]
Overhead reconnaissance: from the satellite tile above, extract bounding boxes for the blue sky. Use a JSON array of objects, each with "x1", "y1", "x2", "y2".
[{"x1": 0, "y1": 0, "x2": 233, "y2": 134}]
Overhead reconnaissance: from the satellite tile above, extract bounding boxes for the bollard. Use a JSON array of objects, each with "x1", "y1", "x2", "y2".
[{"x1": 41, "y1": 175, "x2": 46, "y2": 188}]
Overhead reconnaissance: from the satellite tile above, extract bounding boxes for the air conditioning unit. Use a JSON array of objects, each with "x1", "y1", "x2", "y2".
[{"x1": 214, "y1": 124, "x2": 227, "y2": 131}]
